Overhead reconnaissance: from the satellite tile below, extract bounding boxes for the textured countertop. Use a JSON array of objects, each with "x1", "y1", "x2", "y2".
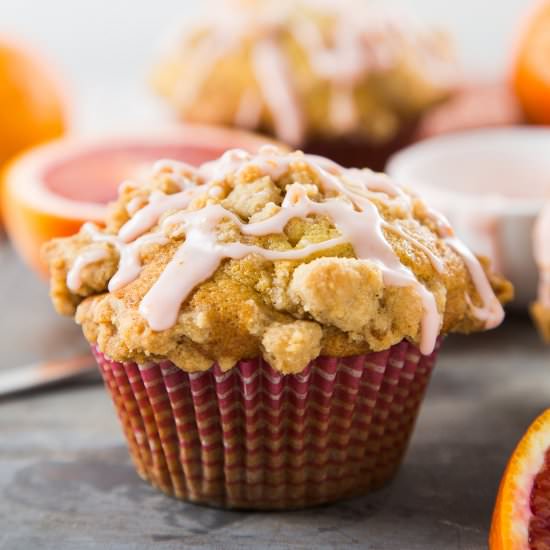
[{"x1": 0, "y1": 242, "x2": 547, "y2": 550}]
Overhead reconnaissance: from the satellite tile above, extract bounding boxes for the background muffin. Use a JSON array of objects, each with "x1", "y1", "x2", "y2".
[
  {"x1": 152, "y1": 0, "x2": 458, "y2": 169},
  {"x1": 44, "y1": 146, "x2": 512, "y2": 509}
]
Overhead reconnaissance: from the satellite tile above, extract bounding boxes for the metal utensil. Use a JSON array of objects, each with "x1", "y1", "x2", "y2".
[{"x1": 0, "y1": 354, "x2": 98, "y2": 398}]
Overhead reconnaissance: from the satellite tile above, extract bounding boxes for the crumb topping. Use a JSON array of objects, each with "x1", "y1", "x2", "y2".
[{"x1": 44, "y1": 146, "x2": 512, "y2": 373}]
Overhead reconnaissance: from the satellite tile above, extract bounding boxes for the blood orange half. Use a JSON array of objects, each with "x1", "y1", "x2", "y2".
[
  {"x1": 490, "y1": 409, "x2": 550, "y2": 549},
  {"x1": 2, "y1": 125, "x2": 277, "y2": 276}
]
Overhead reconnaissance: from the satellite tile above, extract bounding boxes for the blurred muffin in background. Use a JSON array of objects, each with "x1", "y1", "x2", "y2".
[{"x1": 152, "y1": 0, "x2": 458, "y2": 169}]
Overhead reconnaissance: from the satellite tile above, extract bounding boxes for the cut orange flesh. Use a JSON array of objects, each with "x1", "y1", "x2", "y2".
[
  {"x1": 529, "y1": 447, "x2": 550, "y2": 548},
  {"x1": 1, "y1": 126, "x2": 277, "y2": 277},
  {"x1": 490, "y1": 409, "x2": 550, "y2": 549}
]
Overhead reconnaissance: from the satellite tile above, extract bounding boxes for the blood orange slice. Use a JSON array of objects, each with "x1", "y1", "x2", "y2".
[
  {"x1": 490, "y1": 409, "x2": 550, "y2": 549},
  {"x1": 2, "y1": 125, "x2": 276, "y2": 276}
]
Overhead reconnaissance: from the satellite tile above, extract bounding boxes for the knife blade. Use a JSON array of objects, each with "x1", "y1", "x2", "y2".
[{"x1": 0, "y1": 354, "x2": 98, "y2": 398}]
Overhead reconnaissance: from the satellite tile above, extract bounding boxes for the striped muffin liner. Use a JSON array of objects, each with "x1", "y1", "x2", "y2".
[{"x1": 92, "y1": 338, "x2": 440, "y2": 510}]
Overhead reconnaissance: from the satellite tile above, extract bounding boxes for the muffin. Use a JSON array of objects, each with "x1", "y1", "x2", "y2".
[
  {"x1": 152, "y1": 0, "x2": 458, "y2": 170},
  {"x1": 44, "y1": 146, "x2": 512, "y2": 509},
  {"x1": 532, "y1": 202, "x2": 550, "y2": 341}
]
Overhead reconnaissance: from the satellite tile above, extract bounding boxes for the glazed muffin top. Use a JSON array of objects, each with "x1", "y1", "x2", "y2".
[
  {"x1": 44, "y1": 146, "x2": 512, "y2": 373},
  {"x1": 532, "y1": 202, "x2": 550, "y2": 341},
  {"x1": 152, "y1": 0, "x2": 458, "y2": 147}
]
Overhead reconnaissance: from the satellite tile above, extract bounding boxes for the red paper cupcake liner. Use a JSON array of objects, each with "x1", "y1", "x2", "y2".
[{"x1": 93, "y1": 338, "x2": 440, "y2": 510}]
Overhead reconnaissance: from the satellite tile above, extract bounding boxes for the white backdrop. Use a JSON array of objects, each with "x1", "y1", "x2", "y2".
[{"x1": 0, "y1": 0, "x2": 528, "y2": 132}]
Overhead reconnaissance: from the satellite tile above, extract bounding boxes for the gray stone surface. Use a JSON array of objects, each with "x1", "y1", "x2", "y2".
[{"x1": 0, "y1": 242, "x2": 547, "y2": 549}]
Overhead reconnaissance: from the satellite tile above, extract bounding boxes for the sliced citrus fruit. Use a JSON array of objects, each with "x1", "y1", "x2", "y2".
[
  {"x1": 0, "y1": 36, "x2": 67, "y2": 171},
  {"x1": 2, "y1": 126, "x2": 277, "y2": 277},
  {"x1": 513, "y1": 0, "x2": 550, "y2": 124},
  {"x1": 490, "y1": 409, "x2": 550, "y2": 549}
]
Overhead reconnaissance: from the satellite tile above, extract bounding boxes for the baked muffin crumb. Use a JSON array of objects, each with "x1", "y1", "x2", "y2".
[{"x1": 262, "y1": 321, "x2": 322, "y2": 374}]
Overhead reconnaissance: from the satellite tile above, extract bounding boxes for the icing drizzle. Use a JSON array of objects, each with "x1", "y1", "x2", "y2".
[{"x1": 68, "y1": 146, "x2": 504, "y2": 356}]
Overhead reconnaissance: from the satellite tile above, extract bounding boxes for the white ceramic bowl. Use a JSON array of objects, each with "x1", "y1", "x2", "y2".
[{"x1": 387, "y1": 127, "x2": 550, "y2": 308}]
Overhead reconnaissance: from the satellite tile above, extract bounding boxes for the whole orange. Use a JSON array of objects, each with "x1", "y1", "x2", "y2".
[
  {"x1": 0, "y1": 37, "x2": 67, "y2": 173},
  {"x1": 513, "y1": 0, "x2": 550, "y2": 124}
]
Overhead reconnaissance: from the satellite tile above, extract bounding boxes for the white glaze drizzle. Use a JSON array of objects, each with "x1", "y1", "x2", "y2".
[
  {"x1": 446, "y1": 237, "x2": 504, "y2": 328},
  {"x1": 126, "y1": 197, "x2": 145, "y2": 216},
  {"x1": 67, "y1": 247, "x2": 108, "y2": 292},
  {"x1": 169, "y1": 1, "x2": 455, "y2": 144},
  {"x1": 140, "y1": 201, "x2": 349, "y2": 331},
  {"x1": 234, "y1": 88, "x2": 264, "y2": 129},
  {"x1": 80, "y1": 223, "x2": 169, "y2": 293},
  {"x1": 290, "y1": 12, "x2": 401, "y2": 132},
  {"x1": 118, "y1": 188, "x2": 198, "y2": 243},
  {"x1": 70, "y1": 147, "x2": 503, "y2": 355},
  {"x1": 251, "y1": 38, "x2": 305, "y2": 145}
]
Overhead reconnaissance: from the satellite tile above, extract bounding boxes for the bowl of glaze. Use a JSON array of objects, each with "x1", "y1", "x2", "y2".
[{"x1": 387, "y1": 127, "x2": 550, "y2": 308}]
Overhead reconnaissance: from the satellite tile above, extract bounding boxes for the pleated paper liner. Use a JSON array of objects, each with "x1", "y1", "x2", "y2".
[{"x1": 93, "y1": 338, "x2": 440, "y2": 510}]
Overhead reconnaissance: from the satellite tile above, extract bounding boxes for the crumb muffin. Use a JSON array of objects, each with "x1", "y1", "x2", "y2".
[
  {"x1": 44, "y1": 146, "x2": 512, "y2": 509},
  {"x1": 152, "y1": 0, "x2": 458, "y2": 170},
  {"x1": 532, "y1": 202, "x2": 550, "y2": 341}
]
